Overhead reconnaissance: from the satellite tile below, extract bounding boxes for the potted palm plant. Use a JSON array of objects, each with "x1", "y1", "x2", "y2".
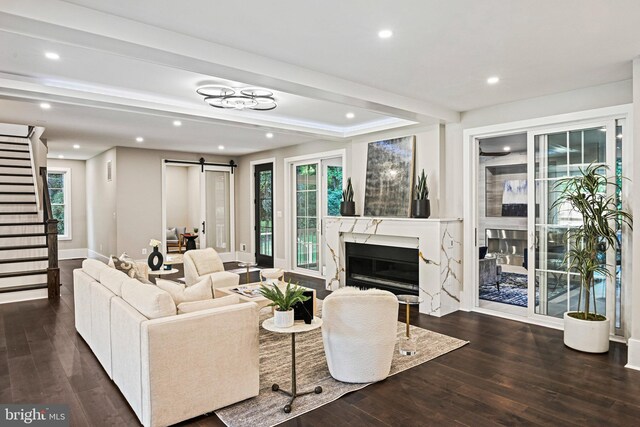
[
  {"x1": 552, "y1": 164, "x2": 632, "y2": 353},
  {"x1": 340, "y1": 177, "x2": 355, "y2": 216},
  {"x1": 412, "y1": 169, "x2": 430, "y2": 218},
  {"x1": 259, "y1": 280, "x2": 310, "y2": 328}
]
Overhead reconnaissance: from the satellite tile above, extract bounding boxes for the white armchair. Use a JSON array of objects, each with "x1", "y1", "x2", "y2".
[
  {"x1": 321, "y1": 287, "x2": 399, "y2": 383},
  {"x1": 183, "y1": 248, "x2": 239, "y2": 290}
]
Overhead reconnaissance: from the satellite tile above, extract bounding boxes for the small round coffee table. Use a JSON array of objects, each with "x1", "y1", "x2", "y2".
[
  {"x1": 262, "y1": 318, "x2": 323, "y2": 413},
  {"x1": 148, "y1": 268, "x2": 179, "y2": 276},
  {"x1": 397, "y1": 294, "x2": 423, "y2": 355}
]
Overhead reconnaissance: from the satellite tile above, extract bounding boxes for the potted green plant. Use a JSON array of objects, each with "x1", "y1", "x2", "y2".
[
  {"x1": 340, "y1": 177, "x2": 355, "y2": 216},
  {"x1": 412, "y1": 169, "x2": 430, "y2": 218},
  {"x1": 552, "y1": 164, "x2": 632, "y2": 353},
  {"x1": 259, "y1": 280, "x2": 310, "y2": 328}
]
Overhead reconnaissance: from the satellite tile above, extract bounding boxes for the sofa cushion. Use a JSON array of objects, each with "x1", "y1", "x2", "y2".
[
  {"x1": 189, "y1": 248, "x2": 224, "y2": 276},
  {"x1": 111, "y1": 254, "x2": 152, "y2": 284},
  {"x1": 156, "y1": 277, "x2": 212, "y2": 305},
  {"x1": 121, "y1": 279, "x2": 176, "y2": 319},
  {"x1": 99, "y1": 267, "x2": 130, "y2": 296},
  {"x1": 82, "y1": 258, "x2": 109, "y2": 281},
  {"x1": 177, "y1": 294, "x2": 240, "y2": 314}
]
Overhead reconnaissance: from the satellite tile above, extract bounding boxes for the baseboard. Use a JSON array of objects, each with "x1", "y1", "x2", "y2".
[
  {"x1": 0, "y1": 288, "x2": 47, "y2": 305},
  {"x1": 625, "y1": 338, "x2": 640, "y2": 370},
  {"x1": 87, "y1": 249, "x2": 109, "y2": 263},
  {"x1": 59, "y1": 248, "x2": 88, "y2": 260}
]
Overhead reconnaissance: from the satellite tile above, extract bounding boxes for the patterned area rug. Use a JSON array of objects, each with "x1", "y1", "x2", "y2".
[
  {"x1": 215, "y1": 301, "x2": 468, "y2": 427},
  {"x1": 479, "y1": 272, "x2": 528, "y2": 307}
]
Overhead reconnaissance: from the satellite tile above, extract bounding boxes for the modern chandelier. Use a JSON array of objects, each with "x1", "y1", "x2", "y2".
[{"x1": 196, "y1": 85, "x2": 277, "y2": 111}]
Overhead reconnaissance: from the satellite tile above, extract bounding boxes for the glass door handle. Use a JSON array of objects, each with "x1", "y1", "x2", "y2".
[{"x1": 202, "y1": 221, "x2": 206, "y2": 234}]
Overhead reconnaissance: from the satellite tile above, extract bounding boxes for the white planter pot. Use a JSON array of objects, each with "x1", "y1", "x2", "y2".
[
  {"x1": 563, "y1": 312, "x2": 610, "y2": 353},
  {"x1": 274, "y1": 309, "x2": 294, "y2": 328}
]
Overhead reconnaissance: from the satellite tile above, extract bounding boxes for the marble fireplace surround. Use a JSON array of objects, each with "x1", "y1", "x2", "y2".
[{"x1": 324, "y1": 217, "x2": 463, "y2": 317}]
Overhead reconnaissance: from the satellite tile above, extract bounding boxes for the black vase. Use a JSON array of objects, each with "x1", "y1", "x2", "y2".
[
  {"x1": 340, "y1": 201, "x2": 355, "y2": 216},
  {"x1": 412, "y1": 199, "x2": 431, "y2": 218},
  {"x1": 147, "y1": 246, "x2": 163, "y2": 271}
]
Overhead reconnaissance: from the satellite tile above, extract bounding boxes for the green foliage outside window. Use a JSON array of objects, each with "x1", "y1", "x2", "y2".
[{"x1": 47, "y1": 172, "x2": 66, "y2": 236}]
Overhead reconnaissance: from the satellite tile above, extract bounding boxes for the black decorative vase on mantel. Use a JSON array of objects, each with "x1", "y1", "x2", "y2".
[
  {"x1": 148, "y1": 246, "x2": 163, "y2": 271},
  {"x1": 340, "y1": 201, "x2": 356, "y2": 216},
  {"x1": 412, "y1": 199, "x2": 431, "y2": 218}
]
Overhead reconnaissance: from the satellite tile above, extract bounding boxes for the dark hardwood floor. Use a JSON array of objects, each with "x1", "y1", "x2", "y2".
[{"x1": 1, "y1": 259, "x2": 640, "y2": 426}]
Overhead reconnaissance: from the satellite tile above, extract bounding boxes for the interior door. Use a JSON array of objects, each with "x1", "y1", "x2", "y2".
[
  {"x1": 254, "y1": 163, "x2": 273, "y2": 267},
  {"x1": 200, "y1": 166, "x2": 235, "y2": 262},
  {"x1": 294, "y1": 162, "x2": 320, "y2": 273},
  {"x1": 528, "y1": 122, "x2": 616, "y2": 326}
]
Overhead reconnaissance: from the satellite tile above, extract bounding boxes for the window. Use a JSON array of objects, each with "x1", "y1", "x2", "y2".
[{"x1": 47, "y1": 168, "x2": 71, "y2": 240}]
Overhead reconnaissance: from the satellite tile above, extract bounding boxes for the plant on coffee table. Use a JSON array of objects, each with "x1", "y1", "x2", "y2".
[{"x1": 260, "y1": 280, "x2": 310, "y2": 328}]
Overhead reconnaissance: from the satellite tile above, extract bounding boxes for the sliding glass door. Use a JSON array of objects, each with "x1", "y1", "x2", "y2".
[
  {"x1": 295, "y1": 163, "x2": 320, "y2": 272},
  {"x1": 529, "y1": 121, "x2": 619, "y2": 328}
]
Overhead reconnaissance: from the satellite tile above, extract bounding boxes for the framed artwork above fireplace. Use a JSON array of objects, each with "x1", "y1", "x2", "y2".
[{"x1": 363, "y1": 135, "x2": 415, "y2": 217}]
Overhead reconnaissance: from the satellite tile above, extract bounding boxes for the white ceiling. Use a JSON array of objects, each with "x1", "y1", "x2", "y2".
[{"x1": 0, "y1": 0, "x2": 639, "y2": 159}]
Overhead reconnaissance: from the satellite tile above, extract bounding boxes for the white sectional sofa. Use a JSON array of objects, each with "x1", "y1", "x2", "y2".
[{"x1": 74, "y1": 259, "x2": 259, "y2": 427}]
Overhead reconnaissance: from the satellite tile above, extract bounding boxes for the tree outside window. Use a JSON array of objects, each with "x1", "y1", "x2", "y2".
[{"x1": 47, "y1": 171, "x2": 69, "y2": 238}]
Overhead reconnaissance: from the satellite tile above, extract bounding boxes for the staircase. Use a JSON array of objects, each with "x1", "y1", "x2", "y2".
[{"x1": 0, "y1": 136, "x2": 60, "y2": 300}]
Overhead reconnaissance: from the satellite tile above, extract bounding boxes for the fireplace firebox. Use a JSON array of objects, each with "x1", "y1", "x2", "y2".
[{"x1": 345, "y1": 242, "x2": 419, "y2": 295}]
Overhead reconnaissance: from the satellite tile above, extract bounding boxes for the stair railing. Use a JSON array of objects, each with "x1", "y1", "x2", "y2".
[{"x1": 39, "y1": 167, "x2": 60, "y2": 299}]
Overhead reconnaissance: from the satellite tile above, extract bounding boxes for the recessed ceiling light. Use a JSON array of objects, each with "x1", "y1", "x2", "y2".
[
  {"x1": 40, "y1": 102, "x2": 51, "y2": 110},
  {"x1": 173, "y1": 120, "x2": 182, "y2": 127},
  {"x1": 617, "y1": 134, "x2": 623, "y2": 139},
  {"x1": 265, "y1": 132, "x2": 274, "y2": 139},
  {"x1": 45, "y1": 52, "x2": 60, "y2": 60},
  {"x1": 503, "y1": 146, "x2": 511, "y2": 152},
  {"x1": 136, "y1": 137, "x2": 144, "y2": 143},
  {"x1": 599, "y1": 128, "x2": 607, "y2": 132},
  {"x1": 378, "y1": 29, "x2": 393, "y2": 39},
  {"x1": 57, "y1": 154, "x2": 64, "y2": 159},
  {"x1": 345, "y1": 112, "x2": 355, "y2": 119},
  {"x1": 73, "y1": 144, "x2": 80, "y2": 149},
  {"x1": 218, "y1": 145, "x2": 225, "y2": 150},
  {"x1": 487, "y1": 76, "x2": 500, "y2": 85}
]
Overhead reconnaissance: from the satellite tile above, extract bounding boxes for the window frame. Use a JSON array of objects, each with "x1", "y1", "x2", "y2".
[{"x1": 47, "y1": 167, "x2": 72, "y2": 241}]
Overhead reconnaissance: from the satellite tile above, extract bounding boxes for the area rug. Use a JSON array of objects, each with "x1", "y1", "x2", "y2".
[
  {"x1": 215, "y1": 302, "x2": 468, "y2": 427},
  {"x1": 479, "y1": 272, "x2": 528, "y2": 307}
]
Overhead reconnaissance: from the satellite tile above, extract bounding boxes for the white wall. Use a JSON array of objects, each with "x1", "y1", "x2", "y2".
[
  {"x1": 628, "y1": 60, "x2": 640, "y2": 369},
  {"x1": 47, "y1": 158, "x2": 87, "y2": 252},
  {"x1": 115, "y1": 147, "x2": 232, "y2": 258},
  {"x1": 165, "y1": 165, "x2": 189, "y2": 229},
  {"x1": 86, "y1": 148, "x2": 117, "y2": 258}
]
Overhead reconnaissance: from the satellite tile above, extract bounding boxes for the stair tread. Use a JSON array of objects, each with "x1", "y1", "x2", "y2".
[
  {"x1": 0, "y1": 212, "x2": 38, "y2": 215},
  {"x1": 0, "y1": 165, "x2": 31, "y2": 169},
  {"x1": 0, "y1": 232, "x2": 46, "y2": 238},
  {"x1": 0, "y1": 143, "x2": 28, "y2": 148},
  {"x1": 0, "y1": 148, "x2": 29, "y2": 153},
  {"x1": 0, "y1": 256, "x2": 48, "y2": 264},
  {"x1": 0, "y1": 201, "x2": 36, "y2": 204},
  {"x1": 0, "y1": 182, "x2": 34, "y2": 186},
  {"x1": 0, "y1": 191, "x2": 35, "y2": 195},
  {"x1": 0, "y1": 283, "x2": 48, "y2": 293},
  {"x1": 0, "y1": 269, "x2": 47, "y2": 279},
  {"x1": 0, "y1": 156, "x2": 30, "y2": 161},
  {"x1": 0, "y1": 173, "x2": 32, "y2": 177},
  {"x1": 0, "y1": 244, "x2": 47, "y2": 250},
  {"x1": 0, "y1": 222, "x2": 44, "y2": 226}
]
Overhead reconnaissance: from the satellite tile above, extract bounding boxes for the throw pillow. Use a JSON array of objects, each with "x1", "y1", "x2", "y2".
[
  {"x1": 156, "y1": 277, "x2": 212, "y2": 305},
  {"x1": 110, "y1": 253, "x2": 152, "y2": 284},
  {"x1": 166, "y1": 227, "x2": 177, "y2": 241},
  {"x1": 177, "y1": 294, "x2": 240, "y2": 314}
]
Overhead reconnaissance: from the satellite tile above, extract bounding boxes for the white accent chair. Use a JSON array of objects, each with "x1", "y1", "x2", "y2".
[
  {"x1": 321, "y1": 287, "x2": 399, "y2": 383},
  {"x1": 183, "y1": 248, "x2": 240, "y2": 289}
]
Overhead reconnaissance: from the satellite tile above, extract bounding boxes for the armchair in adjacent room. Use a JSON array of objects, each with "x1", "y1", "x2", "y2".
[
  {"x1": 183, "y1": 247, "x2": 239, "y2": 290},
  {"x1": 321, "y1": 287, "x2": 399, "y2": 383}
]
